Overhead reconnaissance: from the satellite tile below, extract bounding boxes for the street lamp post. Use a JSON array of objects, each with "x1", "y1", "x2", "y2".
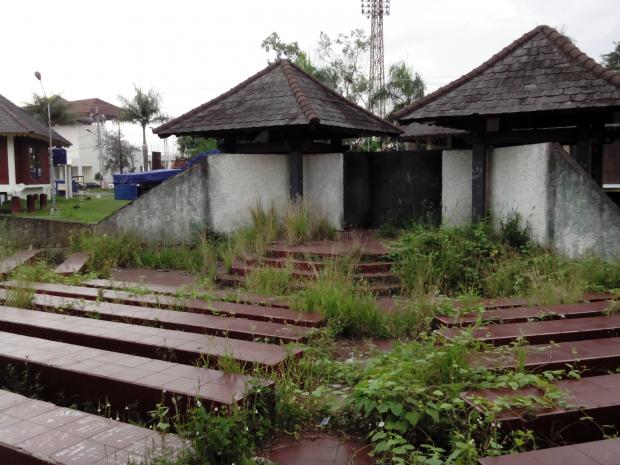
[{"x1": 34, "y1": 71, "x2": 57, "y2": 212}]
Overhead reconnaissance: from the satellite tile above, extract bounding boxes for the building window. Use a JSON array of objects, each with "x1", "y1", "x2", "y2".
[{"x1": 29, "y1": 146, "x2": 42, "y2": 181}]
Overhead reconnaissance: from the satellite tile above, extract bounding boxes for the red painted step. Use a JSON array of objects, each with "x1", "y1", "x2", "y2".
[
  {"x1": 1, "y1": 281, "x2": 324, "y2": 327},
  {"x1": 245, "y1": 257, "x2": 393, "y2": 273},
  {"x1": 462, "y1": 373, "x2": 620, "y2": 443},
  {"x1": 230, "y1": 263, "x2": 398, "y2": 283},
  {"x1": 0, "y1": 305, "x2": 302, "y2": 369},
  {"x1": 54, "y1": 252, "x2": 90, "y2": 275},
  {"x1": 0, "y1": 289, "x2": 314, "y2": 343},
  {"x1": 0, "y1": 250, "x2": 41, "y2": 274},
  {"x1": 0, "y1": 331, "x2": 271, "y2": 412},
  {"x1": 479, "y1": 438, "x2": 620, "y2": 465},
  {"x1": 83, "y1": 278, "x2": 290, "y2": 308},
  {"x1": 435, "y1": 300, "x2": 614, "y2": 327},
  {"x1": 438, "y1": 314, "x2": 620, "y2": 345},
  {"x1": 449, "y1": 292, "x2": 615, "y2": 311},
  {"x1": 470, "y1": 337, "x2": 620, "y2": 373},
  {"x1": 0, "y1": 389, "x2": 185, "y2": 465}
]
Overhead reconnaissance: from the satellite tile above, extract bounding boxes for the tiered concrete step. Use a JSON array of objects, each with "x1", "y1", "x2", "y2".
[
  {"x1": 244, "y1": 256, "x2": 393, "y2": 273},
  {"x1": 479, "y1": 438, "x2": 620, "y2": 465},
  {"x1": 0, "y1": 250, "x2": 41, "y2": 274},
  {"x1": 435, "y1": 300, "x2": 614, "y2": 327},
  {"x1": 470, "y1": 337, "x2": 620, "y2": 373},
  {"x1": 0, "y1": 389, "x2": 185, "y2": 464},
  {"x1": 0, "y1": 289, "x2": 314, "y2": 343},
  {"x1": 0, "y1": 281, "x2": 324, "y2": 327},
  {"x1": 83, "y1": 278, "x2": 289, "y2": 308},
  {"x1": 438, "y1": 314, "x2": 620, "y2": 345},
  {"x1": 0, "y1": 331, "x2": 271, "y2": 412},
  {"x1": 0, "y1": 305, "x2": 302, "y2": 369},
  {"x1": 54, "y1": 252, "x2": 90, "y2": 275},
  {"x1": 449, "y1": 292, "x2": 614, "y2": 311},
  {"x1": 462, "y1": 373, "x2": 620, "y2": 443}
]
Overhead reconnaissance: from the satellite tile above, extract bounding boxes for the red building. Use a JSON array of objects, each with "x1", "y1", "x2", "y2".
[{"x1": 0, "y1": 93, "x2": 71, "y2": 205}]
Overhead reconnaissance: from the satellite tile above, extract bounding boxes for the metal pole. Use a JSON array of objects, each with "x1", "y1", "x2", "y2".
[
  {"x1": 35, "y1": 72, "x2": 56, "y2": 212},
  {"x1": 96, "y1": 114, "x2": 105, "y2": 187}
]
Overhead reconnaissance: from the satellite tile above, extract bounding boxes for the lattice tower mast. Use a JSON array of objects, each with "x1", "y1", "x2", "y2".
[{"x1": 361, "y1": 0, "x2": 390, "y2": 117}]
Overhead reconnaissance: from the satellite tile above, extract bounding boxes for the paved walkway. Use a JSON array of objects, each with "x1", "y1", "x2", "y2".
[{"x1": 264, "y1": 434, "x2": 374, "y2": 465}]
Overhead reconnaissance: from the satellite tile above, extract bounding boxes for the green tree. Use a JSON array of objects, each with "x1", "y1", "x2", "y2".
[
  {"x1": 316, "y1": 29, "x2": 370, "y2": 105},
  {"x1": 177, "y1": 136, "x2": 218, "y2": 158},
  {"x1": 23, "y1": 94, "x2": 76, "y2": 126},
  {"x1": 102, "y1": 128, "x2": 138, "y2": 174},
  {"x1": 369, "y1": 61, "x2": 426, "y2": 120},
  {"x1": 118, "y1": 86, "x2": 167, "y2": 171},
  {"x1": 603, "y1": 41, "x2": 620, "y2": 70}
]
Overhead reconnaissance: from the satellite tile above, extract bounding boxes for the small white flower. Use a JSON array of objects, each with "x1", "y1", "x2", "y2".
[
  {"x1": 378, "y1": 421, "x2": 385, "y2": 428},
  {"x1": 245, "y1": 426, "x2": 249, "y2": 431},
  {"x1": 197, "y1": 400, "x2": 202, "y2": 407},
  {"x1": 214, "y1": 407, "x2": 218, "y2": 412},
  {"x1": 255, "y1": 409, "x2": 258, "y2": 414}
]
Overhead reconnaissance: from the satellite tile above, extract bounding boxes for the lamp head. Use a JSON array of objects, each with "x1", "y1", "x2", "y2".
[{"x1": 34, "y1": 71, "x2": 42, "y2": 81}]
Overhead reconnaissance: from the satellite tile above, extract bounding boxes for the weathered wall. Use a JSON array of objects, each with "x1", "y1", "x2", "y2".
[
  {"x1": 442, "y1": 149, "x2": 472, "y2": 226},
  {"x1": 1, "y1": 216, "x2": 92, "y2": 247},
  {"x1": 207, "y1": 153, "x2": 289, "y2": 233},
  {"x1": 487, "y1": 144, "x2": 549, "y2": 244},
  {"x1": 96, "y1": 159, "x2": 210, "y2": 242},
  {"x1": 549, "y1": 144, "x2": 620, "y2": 259},
  {"x1": 303, "y1": 153, "x2": 343, "y2": 229},
  {"x1": 442, "y1": 143, "x2": 620, "y2": 259},
  {"x1": 344, "y1": 151, "x2": 442, "y2": 227}
]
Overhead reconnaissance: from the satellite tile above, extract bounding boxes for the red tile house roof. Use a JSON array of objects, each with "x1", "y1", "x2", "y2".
[
  {"x1": 155, "y1": 59, "x2": 401, "y2": 138},
  {"x1": 395, "y1": 25, "x2": 620, "y2": 123},
  {"x1": 0, "y1": 94, "x2": 71, "y2": 146},
  {"x1": 65, "y1": 98, "x2": 121, "y2": 120}
]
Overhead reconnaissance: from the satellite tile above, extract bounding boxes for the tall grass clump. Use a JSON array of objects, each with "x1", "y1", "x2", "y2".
[
  {"x1": 245, "y1": 266, "x2": 293, "y2": 296},
  {"x1": 0, "y1": 220, "x2": 17, "y2": 260},
  {"x1": 71, "y1": 231, "x2": 140, "y2": 275},
  {"x1": 283, "y1": 200, "x2": 337, "y2": 245},
  {"x1": 292, "y1": 257, "x2": 387, "y2": 338}
]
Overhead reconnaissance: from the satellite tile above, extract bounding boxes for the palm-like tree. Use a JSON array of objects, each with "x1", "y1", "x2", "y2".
[
  {"x1": 23, "y1": 94, "x2": 76, "y2": 126},
  {"x1": 118, "y1": 86, "x2": 167, "y2": 170},
  {"x1": 369, "y1": 61, "x2": 426, "y2": 120}
]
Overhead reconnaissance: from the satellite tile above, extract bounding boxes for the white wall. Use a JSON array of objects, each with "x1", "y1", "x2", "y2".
[
  {"x1": 442, "y1": 143, "x2": 620, "y2": 259},
  {"x1": 304, "y1": 153, "x2": 344, "y2": 230},
  {"x1": 442, "y1": 149, "x2": 472, "y2": 226},
  {"x1": 487, "y1": 144, "x2": 550, "y2": 244},
  {"x1": 207, "y1": 153, "x2": 289, "y2": 233}
]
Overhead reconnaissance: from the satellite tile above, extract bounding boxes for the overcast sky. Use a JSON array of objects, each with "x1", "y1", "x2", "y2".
[{"x1": 1, "y1": 0, "x2": 618, "y2": 153}]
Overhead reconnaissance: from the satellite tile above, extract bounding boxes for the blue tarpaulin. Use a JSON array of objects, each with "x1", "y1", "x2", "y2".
[
  {"x1": 112, "y1": 169, "x2": 181, "y2": 185},
  {"x1": 112, "y1": 149, "x2": 220, "y2": 185}
]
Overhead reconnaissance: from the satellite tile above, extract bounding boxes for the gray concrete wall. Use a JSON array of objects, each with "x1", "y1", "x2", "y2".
[
  {"x1": 0, "y1": 216, "x2": 92, "y2": 248},
  {"x1": 97, "y1": 152, "x2": 345, "y2": 241},
  {"x1": 304, "y1": 153, "x2": 343, "y2": 229},
  {"x1": 442, "y1": 143, "x2": 620, "y2": 259},
  {"x1": 549, "y1": 143, "x2": 620, "y2": 259},
  {"x1": 442, "y1": 149, "x2": 472, "y2": 226},
  {"x1": 96, "y1": 159, "x2": 210, "y2": 242}
]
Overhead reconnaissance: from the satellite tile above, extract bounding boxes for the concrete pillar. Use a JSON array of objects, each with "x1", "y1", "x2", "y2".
[
  {"x1": 6, "y1": 136, "x2": 16, "y2": 186},
  {"x1": 10, "y1": 196, "x2": 20, "y2": 214},
  {"x1": 26, "y1": 195, "x2": 35, "y2": 213}
]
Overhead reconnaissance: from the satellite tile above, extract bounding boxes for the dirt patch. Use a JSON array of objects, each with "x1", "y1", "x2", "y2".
[{"x1": 111, "y1": 268, "x2": 197, "y2": 288}]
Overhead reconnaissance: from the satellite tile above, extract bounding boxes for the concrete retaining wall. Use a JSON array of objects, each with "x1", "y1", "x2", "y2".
[
  {"x1": 442, "y1": 143, "x2": 620, "y2": 259},
  {"x1": 96, "y1": 152, "x2": 345, "y2": 242},
  {"x1": 0, "y1": 216, "x2": 92, "y2": 248}
]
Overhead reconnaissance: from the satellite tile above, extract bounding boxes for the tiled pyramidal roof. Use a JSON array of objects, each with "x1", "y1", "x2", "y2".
[
  {"x1": 155, "y1": 59, "x2": 400, "y2": 138},
  {"x1": 395, "y1": 25, "x2": 620, "y2": 122},
  {"x1": 0, "y1": 94, "x2": 71, "y2": 146}
]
